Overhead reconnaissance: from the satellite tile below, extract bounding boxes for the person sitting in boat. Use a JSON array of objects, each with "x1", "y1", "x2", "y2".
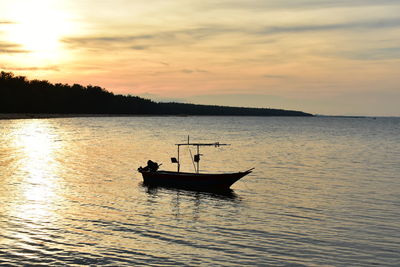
[{"x1": 138, "y1": 160, "x2": 159, "y2": 172}]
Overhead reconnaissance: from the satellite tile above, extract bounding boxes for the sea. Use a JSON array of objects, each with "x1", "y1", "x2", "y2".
[{"x1": 0, "y1": 116, "x2": 399, "y2": 266}]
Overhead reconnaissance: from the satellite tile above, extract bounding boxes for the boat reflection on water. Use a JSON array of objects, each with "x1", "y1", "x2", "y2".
[
  {"x1": 141, "y1": 182, "x2": 239, "y2": 201},
  {"x1": 141, "y1": 182, "x2": 240, "y2": 222}
]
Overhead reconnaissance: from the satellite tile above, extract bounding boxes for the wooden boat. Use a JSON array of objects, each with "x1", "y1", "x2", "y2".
[{"x1": 138, "y1": 137, "x2": 253, "y2": 191}]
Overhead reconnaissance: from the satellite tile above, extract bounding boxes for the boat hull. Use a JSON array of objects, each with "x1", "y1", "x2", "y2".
[{"x1": 139, "y1": 170, "x2": 251, "y2": 191}]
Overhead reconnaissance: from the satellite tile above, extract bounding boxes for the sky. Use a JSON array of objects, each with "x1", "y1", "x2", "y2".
[{"x1": 1, "y1": 0, "x2": 399, "y2": 116}]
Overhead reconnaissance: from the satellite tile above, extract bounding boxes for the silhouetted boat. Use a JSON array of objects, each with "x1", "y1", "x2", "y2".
[{"x1": 138, "y1": 137, "x2": 253, "y2": 191}]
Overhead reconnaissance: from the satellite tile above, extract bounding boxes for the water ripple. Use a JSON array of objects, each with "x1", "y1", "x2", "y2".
[{"x1": 1, "y1": 117, "x2": 400, "y2": 265}]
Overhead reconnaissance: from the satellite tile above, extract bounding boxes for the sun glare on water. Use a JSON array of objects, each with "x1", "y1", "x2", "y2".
[
  {"x1": 15, "y1": 121, "x2": 59, "y2": 199},
  {"x1": 11, "y1": 120, "x2": 63, "y2": 221},
  {"x1": 0, "y1": 120, "x2": 66, "y2": 248}
]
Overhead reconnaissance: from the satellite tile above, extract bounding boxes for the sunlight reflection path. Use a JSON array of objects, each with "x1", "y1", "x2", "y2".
[{"x1": 5, "y1": 120, "x2": 65, "y2": 247}]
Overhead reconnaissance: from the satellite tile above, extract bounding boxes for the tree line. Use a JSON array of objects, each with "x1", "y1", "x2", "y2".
[{"x1": 0, "y1": 71, "x2": 312, "y2": 116}]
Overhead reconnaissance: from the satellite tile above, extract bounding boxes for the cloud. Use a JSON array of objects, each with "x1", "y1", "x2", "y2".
[
  {"x1": 130, "y1": 45, "x2": 149, "y2": 50},
  {"x1": 263, "y1": 74, "x2": 290, "y2": 79},
  {"x1": 0, "y1": 42, "x2": 29, "y2": 54},
  {"x1": 62, "y1": 34, "x2": 154, "y2": 46},
  {"x1": 62, "y1": 34, "x2": 158, "y2": 50},
  {"x1": 338, "y1": 46, "x2": 400, "y2": 60},
  {"x1": 181, "y1": 69, "x2": 209, "y2": 74},
  {"x1": 207, "y1": 0, "x2": 400, "y2": 11},
  {"x1": 259, "y1": 18, "x2": 400, "y2": 35},
  {"x1": 62, "y1": 16, "x2": 400, "y2": 53},
  {"x1": 61, "y1": 26, "x2": 234, "y2": 50},
  {"x1": 0, "y1": 65, "x2": 59, "y2": 71}
]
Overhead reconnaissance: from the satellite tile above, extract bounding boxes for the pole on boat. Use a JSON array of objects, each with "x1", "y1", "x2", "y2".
[
  {"x1": 177, "y1": 145, "x2": 180, "y2": 172},
  {"x1": 196, "y1": 145, "x2": 200, "y2": 174},
  {"x1": 173, "y1": 136, "x2": 230, "y2": 174}
]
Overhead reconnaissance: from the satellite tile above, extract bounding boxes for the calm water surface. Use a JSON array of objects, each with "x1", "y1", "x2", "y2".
[{"x1": 0, "y1": 116, "x2": 399, "y2": 266}]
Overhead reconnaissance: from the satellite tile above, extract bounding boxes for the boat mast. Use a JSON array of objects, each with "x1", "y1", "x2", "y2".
[
  {"x1": 177, "y1": 145, "x2": 180, "y2": 172},
  {"x1": 172, "y1": 136, "x2": 229, "y2": 174},
  {"x1": 196, "y1": 145, "x2": 200, "y2": 174}
]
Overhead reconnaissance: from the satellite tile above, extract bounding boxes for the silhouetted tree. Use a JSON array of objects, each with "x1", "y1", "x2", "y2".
[{"x1": 0, "y1": 71, "x2": 312, "y2": 116}]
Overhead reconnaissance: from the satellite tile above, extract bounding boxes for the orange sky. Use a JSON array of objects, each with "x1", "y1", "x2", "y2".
[{"x1": 1, "y1": 0, "x2": 399, "y2": 115}]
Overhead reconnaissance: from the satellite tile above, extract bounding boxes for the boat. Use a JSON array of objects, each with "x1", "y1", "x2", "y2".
[{"x1": 138, "y1": 137, "x2": 253, "y2": 191}]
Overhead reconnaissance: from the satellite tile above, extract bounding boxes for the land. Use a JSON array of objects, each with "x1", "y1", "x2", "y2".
[
  {"x1": 0, "y1": 71, "x2": 313, "y2": 118},
  {"x1": 0, "y1": 113, "x2": 138, "y2": 120}
]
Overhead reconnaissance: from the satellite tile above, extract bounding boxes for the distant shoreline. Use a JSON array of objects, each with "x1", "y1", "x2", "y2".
[
  {"x1": 0, "y1": 113, "x2": 173, "y2": 120},
  {"x1": 0, "y1": 113, "x2": 317, "y2": 120},
  {"x1": 2, "y1": 113, "x2": 394, "y2": 121}
]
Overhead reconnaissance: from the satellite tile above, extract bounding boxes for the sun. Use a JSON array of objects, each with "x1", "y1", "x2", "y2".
[{"x1": 4, "y1": 0, "x2": 75, "y2": 62}]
